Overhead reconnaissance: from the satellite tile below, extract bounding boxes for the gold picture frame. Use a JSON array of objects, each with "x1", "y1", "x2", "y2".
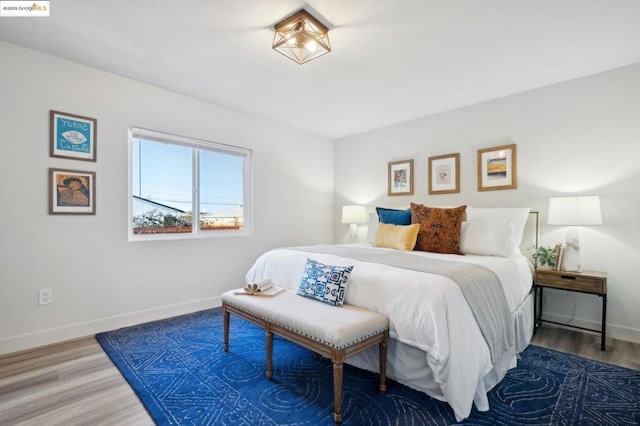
[
  {"x1": 428, "y1": 153, "x2": 460, "y2": 194},
  {"x1": 49, "y1": 168, "x2": 96, "y2": 215},
  {"x1": 477, "y1": 144, "x2": 517, "y2": 191},
  {"x1": 388, "y1": 159, "x2": 414, "y2": 196}
]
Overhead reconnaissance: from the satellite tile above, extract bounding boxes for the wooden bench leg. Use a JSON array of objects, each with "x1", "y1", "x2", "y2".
[
  {"x1": 265, "y1": 324, "x2": 273, "y2": 380},
  {"x1": 222, "y1": 302, "x2": 388, "y2": 423},
  {"x1": 332, "y1": 350, "x2": 345, "y2": 424},
  {"x1": 379, "y1": 331, "x2": 388, "y2": 394},
  {"x1": 223, "y1": 305, "x2": 229, "y2": 352}
]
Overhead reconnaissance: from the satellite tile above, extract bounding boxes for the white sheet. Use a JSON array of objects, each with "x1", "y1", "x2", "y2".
[{"x1": 245, "y1": 244, "x2": 533, "y2": 421}]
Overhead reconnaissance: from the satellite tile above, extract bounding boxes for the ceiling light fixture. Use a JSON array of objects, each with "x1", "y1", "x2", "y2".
[{"x1": 272, "y1": 9, "x2": 331, "y2": 65}]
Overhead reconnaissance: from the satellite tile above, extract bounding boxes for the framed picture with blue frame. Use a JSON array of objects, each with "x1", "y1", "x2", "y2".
[{"x1": 50, "y1": 110, "x2": 97, "y2": 162}]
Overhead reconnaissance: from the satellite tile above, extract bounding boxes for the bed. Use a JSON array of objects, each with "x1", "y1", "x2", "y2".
[{"x1": 245, "y1": 205, "x2": 537, "y2": 421}]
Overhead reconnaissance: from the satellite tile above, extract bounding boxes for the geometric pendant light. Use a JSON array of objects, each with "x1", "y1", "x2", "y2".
[{"x1": 273, "y1": 9, "x2": 331, "y2": 64}]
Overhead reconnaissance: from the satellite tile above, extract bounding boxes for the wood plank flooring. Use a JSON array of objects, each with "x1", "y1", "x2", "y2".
[
  {"x1": 532, "y1": 325, "x2": 640, "y2": 371},
  {"x1": 0, "y1": 325, "x2": 638, "y2": 425},
  {"x1": 0, "y1": 337, "x2": 153, "y2": 425}
]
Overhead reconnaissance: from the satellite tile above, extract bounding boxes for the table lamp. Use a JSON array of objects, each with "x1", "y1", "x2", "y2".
[
  {"x1": 547, "y1": 196, "x2": 602, "y2": 272},
  {"x1": 341, "y1": 205, "x2": 367, "y2": 242}
]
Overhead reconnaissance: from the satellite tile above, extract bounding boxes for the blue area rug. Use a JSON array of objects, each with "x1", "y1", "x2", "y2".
[{"x1": 96, "y1": 308, "x2": 639, "y2": 425}]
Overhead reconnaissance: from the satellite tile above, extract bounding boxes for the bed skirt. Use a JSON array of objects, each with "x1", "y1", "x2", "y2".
[{"x1": 344, "y1": 290, "x2": 534, "y2": 414}]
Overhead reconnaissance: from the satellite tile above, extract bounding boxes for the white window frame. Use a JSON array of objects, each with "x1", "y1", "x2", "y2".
[{"x1": 128, "y1": 127, "x2": 253, "y2": 242}]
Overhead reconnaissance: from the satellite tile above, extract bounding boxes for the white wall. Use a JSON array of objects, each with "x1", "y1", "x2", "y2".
[
  {"x1": 334, "y1": 63, "x2": 640, "y2": 343},
  {"x1": 0, "y1": 42, "x2": 335, "y2": 354}
]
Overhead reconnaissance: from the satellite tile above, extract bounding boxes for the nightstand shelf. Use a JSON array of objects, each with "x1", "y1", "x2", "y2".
[{"x1": 533, "y1": 269, "x2": 607, "y2": 351}]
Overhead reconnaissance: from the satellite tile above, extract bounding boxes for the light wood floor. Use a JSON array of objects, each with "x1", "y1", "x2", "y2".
[
  {"x1": 0, "y1": 337, "x2": 154, "y2": 425},
  {"x1": 532, "y1": 325, "x2": 640, "y2": 371},
  {"x1": 1, "y1": 326, "x2": 638, "y2": 425}
]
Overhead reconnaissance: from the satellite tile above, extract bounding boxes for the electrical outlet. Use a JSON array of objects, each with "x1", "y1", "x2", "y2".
[{"x1": 39, "y1": 288, "x2": 52, "y2": 305}]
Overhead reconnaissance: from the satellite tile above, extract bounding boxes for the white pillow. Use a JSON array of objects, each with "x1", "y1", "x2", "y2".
[
  {"x1": 366, "y1": 212, "x2": 378, "y2": 243},
  {"x1": 460, "y1": 207, "x2": 530, "y2": 257}
]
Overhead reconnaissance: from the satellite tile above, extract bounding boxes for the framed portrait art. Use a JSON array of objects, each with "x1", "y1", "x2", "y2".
[
  {"x1": 49, "y1": 168, "x2": 96, "y2": 215},
  {"x1": 477, "y1": 143, "x2": 517, "y2": 191},
  {"x1": 428, "y1": 153, "x2": 460, "y2": 194},
  {"x1": 388, "y1": 159, "x2": 414, "y2": 196},
  {"x1": 50, "y1": 110, "x2": 97, "y2": 162}
]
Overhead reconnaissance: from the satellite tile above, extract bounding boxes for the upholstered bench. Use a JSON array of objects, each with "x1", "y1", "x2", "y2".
[{"x1": 221, "y1": 289, "x2": 389, "y2": 423}]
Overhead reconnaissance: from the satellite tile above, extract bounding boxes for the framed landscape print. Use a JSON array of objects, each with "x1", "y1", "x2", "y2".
[
  {"x1": 49, "y1": 168, "x2": 96, "y2": 215},
  {"x1": 50, "y1": 110, "x2": 97, "y2": 161},
  {"x1": 428, "y1": 153, "x2": 459, "y2": 194},
  {"x1": 388, "y1": 159, "x2": 414, "y2": 196},
  {"x1": 477, "y1": 144, "x2": 517, "y2": 191}
]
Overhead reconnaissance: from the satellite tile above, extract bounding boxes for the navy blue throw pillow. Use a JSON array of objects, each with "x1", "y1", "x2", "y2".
[{"x1": 376, "y1": 207, "x2": 411, "y2": 225}]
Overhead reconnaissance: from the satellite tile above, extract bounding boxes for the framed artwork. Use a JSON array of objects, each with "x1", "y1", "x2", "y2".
[
  {"x1": 388, "y1": 159, "x2": 414, "y2": 196},
  {"x1": 428, "y1": 153, "x2": 460, "y2": 194},
  {"x1": 50, "y1": 110, "x2": 97, "y2": 161},
  {"x1": 477, "y1": 144, "x2": 517, "y2": 191},
  {"x1": 49, "y1": 168, "x2": 96, "y2": 215}
]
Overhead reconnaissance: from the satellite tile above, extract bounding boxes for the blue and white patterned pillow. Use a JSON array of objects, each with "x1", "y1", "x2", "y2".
[{"x1": 297, "y1": 258, "x2": 353, "y2": 307}]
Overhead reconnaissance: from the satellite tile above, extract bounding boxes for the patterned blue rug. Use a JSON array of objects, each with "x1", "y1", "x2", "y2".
[{"x1": 96, "y1": 308, "x2": 639, "y2": 425}]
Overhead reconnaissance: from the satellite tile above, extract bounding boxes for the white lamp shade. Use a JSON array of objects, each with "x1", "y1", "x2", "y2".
[
  {"x1": 547, "y1": 196, "x2": 602, "y2": 226},
  {"x1": 341, "y1": 205, "x2": 367, "y2": 224}
]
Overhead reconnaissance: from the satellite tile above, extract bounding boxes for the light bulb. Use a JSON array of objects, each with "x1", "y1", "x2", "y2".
[{"x1": 305, "y1": 40, "x2": 317, "y2": 52}]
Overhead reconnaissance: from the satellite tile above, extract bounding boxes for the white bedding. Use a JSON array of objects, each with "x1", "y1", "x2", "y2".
[{"x1": 245, "y1": 243, "x2": 533, "y2": 421}]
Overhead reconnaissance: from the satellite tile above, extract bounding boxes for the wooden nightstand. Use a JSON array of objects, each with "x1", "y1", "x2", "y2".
[{"x1": 533, "y1": 269, "x2": 607, "y2": 351}]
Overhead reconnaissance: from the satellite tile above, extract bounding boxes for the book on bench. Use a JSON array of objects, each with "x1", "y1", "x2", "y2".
[{"x1": 234, "y1": 279, "x2": 285, "y2": 297}]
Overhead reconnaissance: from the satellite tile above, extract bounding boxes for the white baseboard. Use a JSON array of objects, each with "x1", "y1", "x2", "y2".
[
  {"x1": 541, "y1": 311, "x2": 640, "y2": 344},
  {"x1": 0, "y1": 297, "x2": 222, "y2": 356}
]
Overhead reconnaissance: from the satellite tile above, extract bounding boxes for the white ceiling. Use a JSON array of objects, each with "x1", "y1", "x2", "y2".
[{"x1": 2, "y1": 0, "x2": 640, "y2": 140}]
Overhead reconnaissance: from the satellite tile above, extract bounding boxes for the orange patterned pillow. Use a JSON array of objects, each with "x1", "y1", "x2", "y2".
[{"x1": 410, "y1": 203, "x2": 467, "y2": 254}]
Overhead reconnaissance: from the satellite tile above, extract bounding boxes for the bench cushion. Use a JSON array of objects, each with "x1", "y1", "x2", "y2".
[{"x1": 222, "y1": 289, "x2": 389, "y2": 350}]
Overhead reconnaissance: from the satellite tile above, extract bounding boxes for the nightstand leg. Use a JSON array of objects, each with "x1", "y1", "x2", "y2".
[
  {"x1": 536, "y1": 287, "x2": 543, "y2": 328},
  {"x1": 601, "y1": 294, "x2": 607, "y2": 351},
  {"x1": 532, "y1": 287, "x2": 536, "y2": 334}
]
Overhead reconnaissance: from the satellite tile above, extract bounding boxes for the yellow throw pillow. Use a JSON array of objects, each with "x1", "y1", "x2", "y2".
[{"x1": 373, "y1": 222, "x2": 420, "y2": 251}]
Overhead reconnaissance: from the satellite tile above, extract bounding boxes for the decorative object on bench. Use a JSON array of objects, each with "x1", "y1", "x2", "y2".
[
  {"x1": 222, "y1": 289, "x2": 389, "y2": 423},
  {"x1": 245, "y1": 209, "x2": 538, "y2": 421},
  {"x1": 234, "y1": 278, "x2": 284, "y2": 296}
]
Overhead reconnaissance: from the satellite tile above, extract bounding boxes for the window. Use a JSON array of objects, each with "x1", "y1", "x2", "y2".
[{"x1": 128, "y1": 127, "x2": 252, "y2": 241}]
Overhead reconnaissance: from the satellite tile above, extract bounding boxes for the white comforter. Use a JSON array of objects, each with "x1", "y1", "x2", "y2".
[{"x1": 245, "y1": 244, "x2": 533, "y2": 421}]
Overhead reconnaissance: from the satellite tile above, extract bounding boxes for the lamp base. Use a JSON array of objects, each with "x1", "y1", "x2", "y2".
[
  {"x1": 562, "y1": 227, "x2": 582, "y2": 272},
  {"x1": 348, "y1": 224, "x2": 359, "y2": 243}
]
